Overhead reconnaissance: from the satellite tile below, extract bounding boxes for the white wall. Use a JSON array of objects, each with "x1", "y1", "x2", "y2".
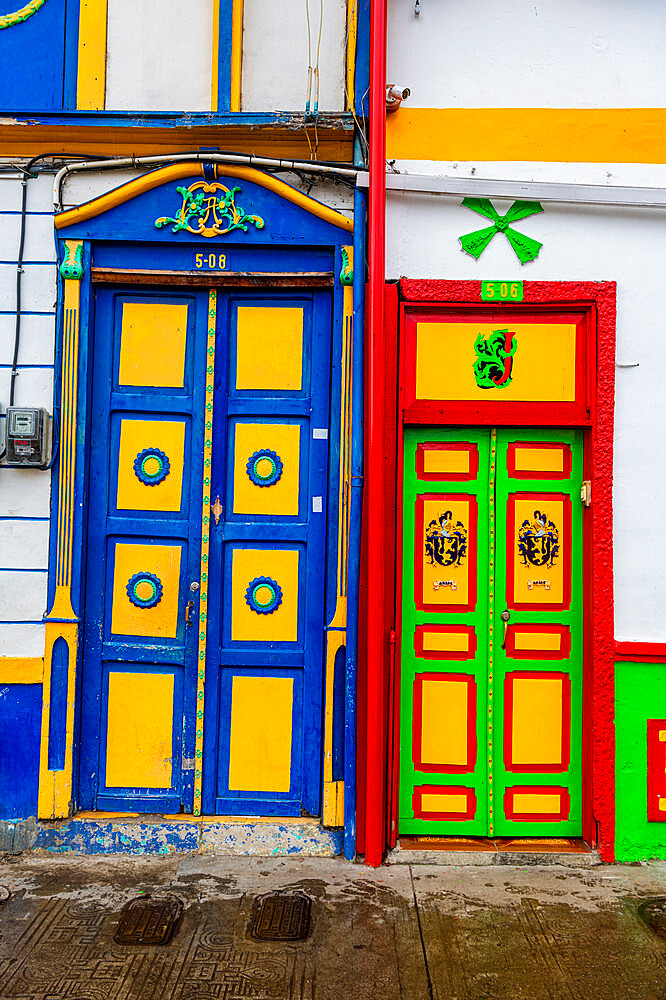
[
  {"x1": 105, "y1": 0, "x2": 214, "y2": 112},
  {"x1": 242, "y1": 0, "x2": 347, "y2": 112},
  {"x1": 104, "y1": 0, "x2": 349, "y2": 114},
  {"x1": 0, "y1": 172, "x2": 55, "y2": 658},
  {"x1": 0, "y1": 164, "x2": 353, "y2": 660},
  {"x1": 387, "y1": 0, "x2": 666, "y2": 109},
  {"x1": 386, "y1": 188, "x2": 666, "y2": 641}
]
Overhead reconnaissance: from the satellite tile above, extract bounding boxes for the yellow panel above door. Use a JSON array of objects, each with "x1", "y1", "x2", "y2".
[
  {"x1": 415, "y1": 322, "x2": 576, "y2": 402},
  {"x1": 119, "y1": 302, "x2": 188, "y2": 388},
  {"x1": 235, "y1": 306, "x2": 304, "y2": 390}
]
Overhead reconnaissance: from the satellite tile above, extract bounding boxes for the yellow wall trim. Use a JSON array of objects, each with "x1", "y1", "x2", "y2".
[
  {"x1": 387, "y1": 108, "x2": 666, "y2": 164},
  {"x1": 0, "y1": 658, "x2": 43, "y2": 684},
  {"x1": 230, "y1": 0, "x2": 244, "y2": 113},
  {"x1": 77, "y1": 0, "x2": 108, "y2": 111},
  {"x1": 55, "y1": 162, "x2": 353, "y2": 233}
]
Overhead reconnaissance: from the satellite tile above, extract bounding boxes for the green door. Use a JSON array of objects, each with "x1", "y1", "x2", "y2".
[{"x1": 399, "y1": 427, "x2": 584, "y2": 836}]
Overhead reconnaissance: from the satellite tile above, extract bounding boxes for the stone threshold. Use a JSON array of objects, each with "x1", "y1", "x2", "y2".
[
  {"x1": 0, "y1": 814, "x2": 343, "y2": 857},
  {"x1": 388, "y1": 836, "x2": 600, "y2": 866}
]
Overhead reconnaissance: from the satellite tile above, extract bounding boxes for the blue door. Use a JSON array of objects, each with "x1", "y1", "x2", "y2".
[
  {"x1": 79, "y1": 285, "x2": 331, "y2": 818},
  {"x1": 203, "y1": 291, "x2": 331, "y2": 816},
  {"x1": 79, "y1": 287, "x2": 208, "y2": 812}
]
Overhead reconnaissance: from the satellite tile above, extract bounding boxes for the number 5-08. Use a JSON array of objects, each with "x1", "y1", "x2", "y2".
[{"x1": 195, "y1": 253, "x2": 226, "y2": 269}]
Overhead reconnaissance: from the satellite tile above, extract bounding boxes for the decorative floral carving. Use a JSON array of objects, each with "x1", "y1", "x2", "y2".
[
  {"x1": 245, "y1": 576, "x2": 283, "y2": 615},
  {"x1": 126, "y1": 572, "x2": 163, "y2": 609},
  {"x1": 155, "y1": 182, "x2": 265, "y2": 238},
  {"x1": 246, "y1": 449, "x2": 283, "y2": 487},
  {"x1": 0, "y1": 0, "x2": 47, "y2": 30},
  {"x1": 133, "y1": 448, "x2": 170, "y2": 486}
]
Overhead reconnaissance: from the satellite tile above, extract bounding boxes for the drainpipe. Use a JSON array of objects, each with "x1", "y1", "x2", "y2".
[
  {"x1": 365, "y1": 0, "x2": 387, "y2": 867},
  {"x1": 344, "y1": 142, "x2": 367, "y2": 860}
]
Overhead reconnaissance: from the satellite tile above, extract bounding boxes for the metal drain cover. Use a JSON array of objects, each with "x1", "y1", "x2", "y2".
[
  {"x1": 250, "y1": 891, "x2": 312, "y2": 941},
  {"x1": 114, "y1": 894, "x2": 183, "y2": 945},
  {"x1": 638, "y1": 897, "x2": 666, "y2": 940}
]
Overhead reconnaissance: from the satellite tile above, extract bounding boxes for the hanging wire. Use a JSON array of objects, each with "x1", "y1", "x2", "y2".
[
  {"x1": 343, "y1": 0, "x2": 369, "y2": 163},
  {"x1": 304, "y1": 0, "x2": 316, "y2": 159},
  {"x1": 310, "y1": 0, "x2": 323, "y2": 157}
]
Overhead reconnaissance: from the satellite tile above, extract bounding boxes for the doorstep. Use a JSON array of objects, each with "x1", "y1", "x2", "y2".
[
  {"x1": 0, "y1": 813, "x2": 344, "y2": 857},
  {"x1": 387, "y1": 836, "x2": 600, "y2": 866}
]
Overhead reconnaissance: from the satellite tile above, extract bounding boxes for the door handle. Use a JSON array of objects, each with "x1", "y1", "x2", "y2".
[
  {"x1": 185, "y1": 600, "x2": 195, "y2": 626},
  {"x1": 501, "y1": 610, "x2": 510, "y2": 648}
]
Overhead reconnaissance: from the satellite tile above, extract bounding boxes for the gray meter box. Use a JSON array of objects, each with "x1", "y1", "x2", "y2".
[{"x1": 4, "y1": 407, "x2": 51, "y2": 468}]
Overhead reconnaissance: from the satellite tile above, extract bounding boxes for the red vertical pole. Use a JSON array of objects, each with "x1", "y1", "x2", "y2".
[{"x1": 365, "y1": 0, "x2": 387, "y2": 867}]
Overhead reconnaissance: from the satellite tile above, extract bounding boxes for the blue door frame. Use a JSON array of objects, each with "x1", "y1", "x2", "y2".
[
  {"x1": 202, "y1": 290, "x2": 332, "y2": 817},
  {"x1": 49, "y1": 164, "x2": 363, "y2": 841},
  {"x1": 79, "y1": 286, "x2": 209, "y2": 812}
]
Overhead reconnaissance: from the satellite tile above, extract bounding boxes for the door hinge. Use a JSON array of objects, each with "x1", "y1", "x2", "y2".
[
  {"x1": 211, "y1": 495, "x2": 223, "y2": 525},
  {"x1": 580, "y1": 481, "x2": 592, "y2": 507}
]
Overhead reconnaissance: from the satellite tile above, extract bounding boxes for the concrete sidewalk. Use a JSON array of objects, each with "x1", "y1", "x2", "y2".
[{"x1": 0, "y1": 853, "x2": 663, "y2": 999}]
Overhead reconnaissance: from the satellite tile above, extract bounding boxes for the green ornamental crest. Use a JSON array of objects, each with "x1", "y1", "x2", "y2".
[
  {"x1": 473, "y1": 329, "x2": 517, "y2": 389},
  {"x1": 155, "y1": 182, "x2": 264, "y2": 239},
  {"x1": 459, "y1": 198, "x2": 544, "y2": 264}
]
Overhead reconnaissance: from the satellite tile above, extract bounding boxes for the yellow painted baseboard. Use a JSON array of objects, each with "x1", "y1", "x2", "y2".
[{"x1": 0, "y1": 657, "x2": 43, "y2": 684}]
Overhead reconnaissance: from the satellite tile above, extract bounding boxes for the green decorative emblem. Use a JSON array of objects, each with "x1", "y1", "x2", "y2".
[
  {"x1": 473, "y1": 328, "x2": 517, "y2": 389},
  {"x1": 59, "y1": 242, "x2": 83, "y2": 280},
  {"x1": 0, "y1": 0, "x2": 47, "y2": 30},
  {"x1": 155, "y1": 181, "x2": 265, "y2": 239},
  {"x1": 339, "y1": 246, "x2": 353, "y2": 285},
  {"x1": 459, "y1": 198, "x2": 544, "y2": 264}
]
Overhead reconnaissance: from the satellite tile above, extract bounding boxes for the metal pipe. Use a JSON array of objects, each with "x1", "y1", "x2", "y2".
[
  {"x1": 357, "y1": 169, "x2": 666, "y2": 209},
  {"x1": 54, "y1": 152, "x2": 358, "y2": 213},
  {"x1": 364, "y1": 0, "x2": 387, "y2": 868},
  {"x1": 344, "y1": 176, "x2": 366, "y2": 862}
]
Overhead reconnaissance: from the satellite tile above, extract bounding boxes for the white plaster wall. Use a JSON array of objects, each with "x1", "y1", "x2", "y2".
[
  {"x1": 386, "y1": 188, "x2": 666, "y2": 642},
  {"x1": 0, "y1": 163, "x2": 353, "y2": 660},
  {"x1": 387, "y1": 0, "x2": 666, "y2": 109},
  {"x1": 105, "y1": 0, "x2": 214, "y2": 112},
  {"x1": 242, "y1": 0, "x2": 347, "y2": 112},
  {"x1": 60, "y1": 166, "x2": 355, "y2": 216},
  {"x1": 0, "y1": 172, "x2": 55, "y2": 658}
]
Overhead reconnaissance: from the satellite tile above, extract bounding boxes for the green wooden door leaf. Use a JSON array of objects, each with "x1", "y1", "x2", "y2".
[{"x1": 399, "y1": 427, "x2": 584, "y2": 837}]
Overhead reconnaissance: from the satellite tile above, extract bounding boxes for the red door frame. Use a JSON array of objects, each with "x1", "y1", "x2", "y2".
[{"x1": 359, "y1": 279, "x2": 617, "y2": 863}]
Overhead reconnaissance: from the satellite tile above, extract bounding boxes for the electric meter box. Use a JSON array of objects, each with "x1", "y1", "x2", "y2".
[{"x1": 4, "y1": 407, "x2": 51, "y2": 468}]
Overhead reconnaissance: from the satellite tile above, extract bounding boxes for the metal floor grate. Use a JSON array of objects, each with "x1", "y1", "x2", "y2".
[
  {"x1": 638, "y1": 898, "x2": 666, "y2": 940},
  {"x1": 114, "y1": 894, "x2": 183, "y2": 946},
  {"x1": 249, "y1": 891, "x2": 312, "y2": 942}
]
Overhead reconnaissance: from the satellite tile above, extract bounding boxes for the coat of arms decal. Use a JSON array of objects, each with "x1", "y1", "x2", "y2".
[
  {"x1": 425, "y1": 511, "x2": 468, "y2": 568},
  {"x1": 473, "y1": 328, "x2": 517, "y2": 389},
  {"x1": 518, "y1": 510, "x2": 559, "y2": 568}
]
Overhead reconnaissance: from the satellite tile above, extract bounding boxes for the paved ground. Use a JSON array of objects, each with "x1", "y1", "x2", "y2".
[{"x1": 0, "y1": 853, "x2": 663, "y2": 999}]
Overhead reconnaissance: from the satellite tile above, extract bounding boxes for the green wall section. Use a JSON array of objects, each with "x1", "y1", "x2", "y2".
[{"x1": 615, "y1": 661, "x2": 666, "y2": 861}]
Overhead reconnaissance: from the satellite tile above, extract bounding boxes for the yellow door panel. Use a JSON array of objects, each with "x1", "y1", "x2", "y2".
[
  {"x1": 230, "y1": 548, "x2": 299, "y2": 643},
  {"x1": 116, "y1": 419, "x2": 186, "y2": 512},
  {"x1": 233, "y1": 422, "x2": 300, "y2": 515},
  {"x1": 119, "y1": 302, "x2": 188, "y2": 388},
  {"x1": 235, "y1": 306, "x2": 303, "y2": 390},
  {"x1": 111, "y1": 543, "x2": 182, "y2": 638},
  {"x1": 228, "y1": 676, "x2": 294, "y2": 792},
  {"x1": 105, "y1": 672, "x2": 174, "y2": 788}
]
